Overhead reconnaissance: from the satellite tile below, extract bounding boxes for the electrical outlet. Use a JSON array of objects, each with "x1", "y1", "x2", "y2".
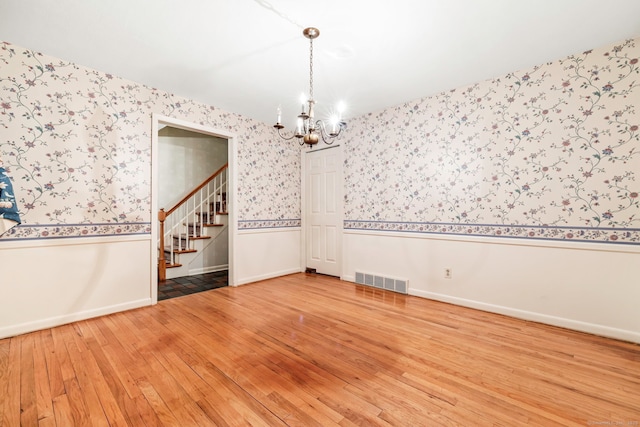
[{"x1": 444, "y1": 268, "x2": 452, "y2": 279}]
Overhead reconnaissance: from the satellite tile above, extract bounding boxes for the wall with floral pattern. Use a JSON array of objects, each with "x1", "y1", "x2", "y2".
[
  {"x1": 2, "y1": 37, "x2": 638, "y2": 246},
  {"x1": 344, "y1": 38, "x2": 640, "y2": 245},
  {"x1": 0, "y1": 41, "x2": 301, "y2": 241}
]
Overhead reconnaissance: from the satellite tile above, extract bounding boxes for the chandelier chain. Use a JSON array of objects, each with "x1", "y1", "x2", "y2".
[{"x1": 309, "y1": 37, "x2": 314, "y2": 101}]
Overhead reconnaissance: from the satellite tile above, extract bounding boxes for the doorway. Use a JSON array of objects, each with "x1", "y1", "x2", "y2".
[
  {"x1": 151, "y1": 115, "x2": 236, "y2": 303},
  {"x1": 303, "y1": 145, "x2": 343, "y2": 277}
]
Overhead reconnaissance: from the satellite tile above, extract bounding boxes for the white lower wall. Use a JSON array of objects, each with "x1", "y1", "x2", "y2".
[
  {"x1": 234, "y1": 228, "x2": 302, "y2": 285},
  {"x1": 6, "y1": 226, "x2": 635, "y2": 344},
  {"x1": 343, "y1": 231, "x2": 640, "y2": 343},
  {"x1": 0, "y1": 237, "x2": 152, "y2": 339},
  {"x1": 0, "y1": 225, "x2": 303, "y2": 339}
]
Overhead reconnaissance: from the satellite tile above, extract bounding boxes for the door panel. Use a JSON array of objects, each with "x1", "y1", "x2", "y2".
[
  {"x1": 311, "y1": 173, "x2": 322, "y2": 213},
  {"x1": 311, "y1": 225, "x2": 321, "y2": 261},
  {"x1": 325, "y1": 226, "x2": 337, "y2": 262},
  {"x1": 325, "y1": 172, "x2": 336, "y2": 213}
]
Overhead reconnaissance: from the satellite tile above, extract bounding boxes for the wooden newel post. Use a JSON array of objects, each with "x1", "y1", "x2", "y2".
[{"x1": 158, "y1": 208, "x2": 167, "y2": 282}]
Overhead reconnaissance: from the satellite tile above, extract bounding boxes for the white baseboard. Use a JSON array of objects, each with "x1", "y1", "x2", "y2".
[
  {"x1": 410, "y1": 289, "x2": 640, "y2": 344},
  {"x1": 234, "y1": 268, "x2": 303, "y2": 286},
  {"x1": 188, "y1": 264, "x2": 229, "y2": 275},
  {"x1": 0, "y1": 298, "x2": 152, "y2": 340}
]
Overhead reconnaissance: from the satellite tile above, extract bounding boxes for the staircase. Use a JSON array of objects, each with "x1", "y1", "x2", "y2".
[{"x1": 158, "y1": 163, "x2": 228, "y2": 281}]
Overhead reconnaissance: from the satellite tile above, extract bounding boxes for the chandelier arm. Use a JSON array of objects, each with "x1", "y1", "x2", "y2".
[
  {"x1": 316, "y1": 120, "x2": 336, "y2": 145},
  {"x1": 275, "y1": 127, "x2": 298, "y2": 141},
  {"x1": 319, "y1": 119, "x2": 345, "y2": 138}
]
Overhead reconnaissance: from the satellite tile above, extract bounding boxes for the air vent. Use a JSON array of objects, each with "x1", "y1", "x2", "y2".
[{"x1": 354, "y1": 272, "x2": 408, "y2": 294}]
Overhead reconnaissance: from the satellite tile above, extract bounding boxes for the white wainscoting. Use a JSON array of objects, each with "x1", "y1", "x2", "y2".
[
  {"x1": 343, "y1": 231, "x2": 640, "y2": 344},
  {"x1": 234, "y1": 227, "x2": 303, "y2": 286},
  {"x1": 0, "y1": 236, "x2": 153, "y2": 339}
]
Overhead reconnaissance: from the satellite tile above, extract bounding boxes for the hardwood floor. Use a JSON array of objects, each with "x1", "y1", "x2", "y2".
[{"x1": 1, "y1": 273, "x2": 638, "y2": 426}]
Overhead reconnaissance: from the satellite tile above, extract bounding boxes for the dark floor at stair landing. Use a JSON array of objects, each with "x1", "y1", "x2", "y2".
[{"x1": 158, "y1": 270, "x2": 228, "y2": 301}]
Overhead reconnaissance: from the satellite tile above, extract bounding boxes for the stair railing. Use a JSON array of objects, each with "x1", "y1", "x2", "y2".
[{"x1": 158, "y1": 163, "x2": 228, "y2": 281}]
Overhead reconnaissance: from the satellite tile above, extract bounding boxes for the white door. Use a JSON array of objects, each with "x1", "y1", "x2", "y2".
[{"x1": 305, "y1": 146, "x2": 343, "y2": 277}]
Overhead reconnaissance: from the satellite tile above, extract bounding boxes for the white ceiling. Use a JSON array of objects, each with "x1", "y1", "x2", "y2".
[{"x1": 1, "y1": 0, "x2": 639, "y2": 129}]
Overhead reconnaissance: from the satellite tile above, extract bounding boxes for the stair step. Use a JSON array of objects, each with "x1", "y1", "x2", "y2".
[
  {"x1": 173, "y1": 233, "x2": 211, "y2": 239},
  {"x1": 194, "y1": 213, "x2": 227, "y2": 222},
  {"x1": 166, "y1": 263, "x2": 182, "y2": 269},
  {"x1": 203, "y1": 223, "x2": 224, "y2": 227},
  {"x1": 166, "y1": 248, "x2": 197, "y2": 254},
  {"x1": 174, "y1": 235, "x2": 211, "y2": 240}
]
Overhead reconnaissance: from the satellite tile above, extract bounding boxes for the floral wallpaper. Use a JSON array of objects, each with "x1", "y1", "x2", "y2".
[
  {"x1": 0, "y1": 41, "x2": 300, "y2": 240},
  {"x1": 344, "y1": 38, "x2": 640, "y2": 245},
  {"x1": 2, "y1": 37, "x2": 638, "y2": 245}
]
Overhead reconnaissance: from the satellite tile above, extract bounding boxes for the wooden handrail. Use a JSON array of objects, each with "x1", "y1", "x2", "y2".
[
  {"x1": 158, "y1": 209, "x2": 167, "y2": 281},
  {"x1": 165, "y1": 162, "x2": 228, "y2": 216}
]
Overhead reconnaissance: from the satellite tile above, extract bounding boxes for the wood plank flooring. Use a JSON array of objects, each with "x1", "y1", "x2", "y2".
[{"x1": 1, "y1": 273, "x2": 638, "y2": 426}]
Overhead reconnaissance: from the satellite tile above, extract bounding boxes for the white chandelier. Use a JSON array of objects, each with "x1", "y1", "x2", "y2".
[{"x1": 274, "y1": 27, "x2": 347, "y2": 147}]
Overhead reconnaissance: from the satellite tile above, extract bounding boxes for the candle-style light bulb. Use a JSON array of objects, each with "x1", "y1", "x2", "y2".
[
  {"x1": 329, "y1": 115, "x2": 339, "y2": 135},
  {"x1": 295, "y1": 117, "x2": 304, "y2": 136},
  {"x1": 337, "y1": 101, "x2": 346, "y2": 121},
  {"x1": 300, "y1": 93, "x2": 307, "y2": 113},
  {"x1": 277, "y1": 106, "x2": 282, "y2": 124}
]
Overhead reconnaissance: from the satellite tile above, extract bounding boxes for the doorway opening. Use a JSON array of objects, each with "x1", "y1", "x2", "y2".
[{"x1": 151, "y1": 115, "x2": 236, "y2": 302}]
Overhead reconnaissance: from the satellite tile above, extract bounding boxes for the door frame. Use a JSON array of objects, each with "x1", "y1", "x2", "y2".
[
  {"x1": 151, "y1": 114, "x2": 237, "y2": 303},
  {"x1": 300, "y1": 144, "x2": 344, "y2": 278}
]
